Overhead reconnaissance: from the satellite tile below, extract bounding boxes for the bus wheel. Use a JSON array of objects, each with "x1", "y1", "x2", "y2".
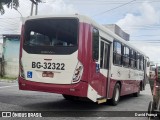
[
  {"x1": 110, "y1": 83, "x2": 120, "y2": 106},
  {"x1": 62, "y1": 94, "x2": 75, "y2": 100}
]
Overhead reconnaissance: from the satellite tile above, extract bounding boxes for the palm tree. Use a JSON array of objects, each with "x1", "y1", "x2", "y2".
[
  {"x1": 0, "y1": 0, "x2": 19, "y2": 15},
  {"x1": 30, "y1": 0, "x2": 41, "y2": 5},
  {"x1": 0, "y1": 0, "x2": 41, "y2": 15}
]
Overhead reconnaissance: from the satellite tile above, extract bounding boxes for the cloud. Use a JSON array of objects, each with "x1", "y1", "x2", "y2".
[
  {"x1": 0, "y1": 0, "x2": 77, "y2": 35},
  {"x1": 39, "y1": 0, "x2": 77, "y2": 15},
  {"x1": 131, "y1": 43, "x2": 160, "y2": 63},
  {"x1": 116, "y1": 1, "x2": 160, "y2": 63},
  {"x1": 116, "y1": 1, "x2": 160, "y2": 34}
]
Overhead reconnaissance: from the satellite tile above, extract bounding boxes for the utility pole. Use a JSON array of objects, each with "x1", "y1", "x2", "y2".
[
  {"x1": 30, "y1": 2, "x2": 34, "y2": 16},
  {"x1": 35, "y1": 1, "x2": 38, "y2": 15},
  {"x1": 30, "y1": 0, "x2": 39, "y2": 16}
]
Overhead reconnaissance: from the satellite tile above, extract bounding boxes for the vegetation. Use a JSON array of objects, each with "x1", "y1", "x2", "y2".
[
  {"x1": 0, "y1": 76, "x2": 17, "y2": 80},
  {"x1": 0, "y1": 0, "x2": 41, "y2": 15},
  {"x1": 0, "y1": 77, "x2": 17, "y2": 80},
  {"x1": 0, "y1": 0, "x2": 19, "y2": 15}
]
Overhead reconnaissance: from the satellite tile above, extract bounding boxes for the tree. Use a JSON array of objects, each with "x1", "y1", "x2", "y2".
[
  {"x1": 0, "y1": 0, "x2": 19, "y2": 15},
  {"x1": 0, "y1": 0, "x2": 42, "y2": 15},
  {"x1": 30, "y1": 0, "x2": 42, "y2": 5}
]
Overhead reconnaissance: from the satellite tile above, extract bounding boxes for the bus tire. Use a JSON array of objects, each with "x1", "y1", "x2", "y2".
[
  {"x1": 110, "y1": 83, "x2": 120, "y2": 106},
  {"x1": 62, "y1": 94, "x2": 75, "y2": 100}
]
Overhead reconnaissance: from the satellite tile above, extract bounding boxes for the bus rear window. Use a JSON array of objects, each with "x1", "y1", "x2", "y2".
[{"x1": 23, "y1": 18, "x2": 79, "y2": 55}]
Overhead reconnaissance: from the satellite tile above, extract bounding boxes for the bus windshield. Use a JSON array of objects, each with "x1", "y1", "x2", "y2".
[{"x1": 23, "y1": 18, "x2": 79, "y2": 55}]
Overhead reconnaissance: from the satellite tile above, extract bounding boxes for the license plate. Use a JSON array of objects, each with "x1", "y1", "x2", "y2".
[
  {"x1": 42, "y1": 71, "x2": 54, "y2": 78},
  {"x1": 32, "y1": 62, "x2": 65, "y2": 70}
]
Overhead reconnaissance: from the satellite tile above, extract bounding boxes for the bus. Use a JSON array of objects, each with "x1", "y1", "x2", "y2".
[{"x1": 18, "y1": 14, "x2": 149, "y2": 105}]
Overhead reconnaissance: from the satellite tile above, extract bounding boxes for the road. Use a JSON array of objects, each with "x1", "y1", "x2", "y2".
[{"x1": 0, "y1": 80, "x2": 153, "y2": 120}]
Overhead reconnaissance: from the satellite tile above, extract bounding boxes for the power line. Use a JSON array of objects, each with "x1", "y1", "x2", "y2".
[
  {"x1": 130, "y1": 42, "x2": 160, "y2": 45},
  {"x1": 131, "y1": 40, "x2": 160, "y2": 41},
  {"x1": 0, "y1": 17, "x2": 20, "y2": 19},
  {"x1": 66, "y1": 0, "x2": 160, "y2": 4},
  {"x1": 131, "y1": 35, "x2": 160, "y2": 37},
  {"x1": 131, "y1": 42, "x2": 160, "y2": 44},
  {"x1": 124, "y1": 26, "x2": 160, "y2": 29},
  {"x1": 123, "y1": 28, "x2": 159, "y2": 30},
  {"x1": 92, "y1": 0, "x2": 137, "y2": 17}
]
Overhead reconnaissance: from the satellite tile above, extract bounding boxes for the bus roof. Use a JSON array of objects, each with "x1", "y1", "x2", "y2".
[{"x1": 23, "y1": 14, "x2": 147, "y2": 57}]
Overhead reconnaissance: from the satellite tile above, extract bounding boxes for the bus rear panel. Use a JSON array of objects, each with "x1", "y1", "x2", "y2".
[{"x1": 19, "y1": 17, "x2": 89, "y2": 97}]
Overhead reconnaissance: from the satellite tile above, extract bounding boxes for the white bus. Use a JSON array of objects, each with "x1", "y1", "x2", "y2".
[{"x1": 18, "y1": 14, "x2": 149, "y2": 105}]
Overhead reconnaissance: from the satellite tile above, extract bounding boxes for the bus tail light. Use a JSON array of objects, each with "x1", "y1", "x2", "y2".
[
  {"x1": 20, "y1": 60, "x2": 25, "y2": 79},
  {"x1": 72, "y1": 62, "x2": 83, "y2": 83}
]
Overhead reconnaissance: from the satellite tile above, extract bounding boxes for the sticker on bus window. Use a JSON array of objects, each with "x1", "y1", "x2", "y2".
[{"x1": 27, "y1": 71, "x2": 32, "y2": 78}]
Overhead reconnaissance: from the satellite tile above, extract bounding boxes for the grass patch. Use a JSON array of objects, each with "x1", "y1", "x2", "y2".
[{"x1": 0, "y1": 76, "x2": 17, "y2": 80}]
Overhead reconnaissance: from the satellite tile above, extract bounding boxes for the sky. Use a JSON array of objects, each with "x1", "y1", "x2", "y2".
[{"x1": 0, "y1": 0, "x2": 160, "y2": 64}]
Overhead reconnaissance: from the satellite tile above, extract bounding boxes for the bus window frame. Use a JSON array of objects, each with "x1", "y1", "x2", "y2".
[
  {"x1": 123, "y1": 45, "x2": 130, "y2": 68},
  {"x1": 92, "y1": 27, "x2": 99, "y2": 61},
  {"x1": 113, "y1": 40, "x2": 122, "y2": 66}
]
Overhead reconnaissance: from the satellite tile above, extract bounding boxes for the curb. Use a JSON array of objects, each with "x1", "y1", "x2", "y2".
[{"x1": 0, "y1": 79, "x2": 18, "y2": 83}]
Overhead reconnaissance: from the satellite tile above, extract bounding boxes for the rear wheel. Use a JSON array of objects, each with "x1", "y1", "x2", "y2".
[
  {"x1": 62, "y1": 94, "x2": 75, "y2": 100},
  {"x1": 110, "y1": 83, "x2": 120, "y2": 106}
]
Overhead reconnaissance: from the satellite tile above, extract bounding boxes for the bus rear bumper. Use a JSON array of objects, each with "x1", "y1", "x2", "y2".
[{"x1": 18, "y1": 77, "x2": 88, "y2": 97}]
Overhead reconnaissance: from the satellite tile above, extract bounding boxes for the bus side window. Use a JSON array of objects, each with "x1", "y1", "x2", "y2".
[
  {"x1": 142, "y1": 56, "x2": 144, "y2": 70},
  {"x1": 134, "y1": 51, "x2": 137, "y2": 69},
  {"x1": 113, "y1": 41, "x2": 122, "y2": 65},
  {"x1": 139, "y1": 54, "x2": 141, "y2": 70},
  {"x1": 136, "y1": 53, "x2": 140, "y2": 70},
  {"x1": 123, "y1": 46, "x2": 129, "y2": 67},
  {"x1": 92, "y1": 28, "x2": 99, "y2": 61},
  {"x1": 139, "y1": 55, "x2": 144, "y2": 70},
  {"x1": 130, "y1": 49, "x2": 135, "y2": 68}
]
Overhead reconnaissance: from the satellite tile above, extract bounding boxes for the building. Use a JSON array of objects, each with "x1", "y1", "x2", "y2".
[{"x1": 1, "y1": 34, "x2": 20, "y2": 78}]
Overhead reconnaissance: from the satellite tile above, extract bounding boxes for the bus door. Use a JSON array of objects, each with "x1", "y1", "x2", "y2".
[{"x1": 100, "y1": 39, "x2": 110, "y2": 96}]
